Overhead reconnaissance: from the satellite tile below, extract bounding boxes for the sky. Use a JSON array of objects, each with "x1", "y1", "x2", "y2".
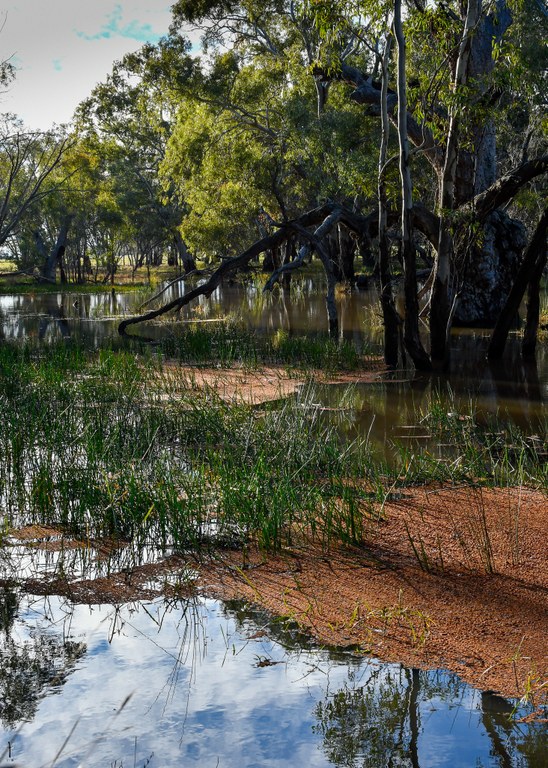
[{"x1": 0, "y1": 1, "x2": 181, "y2": 130}]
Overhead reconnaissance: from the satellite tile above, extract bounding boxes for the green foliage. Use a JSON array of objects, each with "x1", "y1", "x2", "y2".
[
  {"x1": 0, "y1": 116, "x2": 72, "y2": 254},
  {"x1": 161, "y1": 41, "x2": 378, "y2": 259},
  {"x1": 171, "y1": 0, "x2": 238, "y2": 25},
  {"x1": 3, "y1": 0, "x2": 546, "y2": 292},
  {"x1": 0, "y1": 340, "x2": 544, "y2": 565}
]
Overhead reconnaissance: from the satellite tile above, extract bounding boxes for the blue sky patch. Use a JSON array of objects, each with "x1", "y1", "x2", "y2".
[{"x1": 76, "y1": 4, "x2": 162, "y2": 44}]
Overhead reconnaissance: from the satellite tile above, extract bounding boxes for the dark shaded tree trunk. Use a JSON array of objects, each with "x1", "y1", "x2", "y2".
[
  {"x1": 522, "y1": 238, "x2": 547, "y2": 357},
  {"x1": 173, "y1": 230, "x2": 196, "y2": 273},
  {"x1": 327, "y1": 225, "x2": 355, "y2": 283},
  {"x1": 57, "y1": 246, "x2": 67, "y2": 284},
  {"x1": 39, "y1": 215, "x2": 73, "y2": 284},
  {"x1": 488, "y1": 207, "x2": 547, "y2": 359},
  {"x1": 281, "y1": 238, "x2": 294, "y2": 289},
  {"x1": 450, "y1": 2, "x2": 518, "y2": 328},
  {"x1": 454, "y1": 211, "x2": 527, "y2": 326},
  {"x1": 338, "y1": 224, "x2": 356, "y2": 282}
]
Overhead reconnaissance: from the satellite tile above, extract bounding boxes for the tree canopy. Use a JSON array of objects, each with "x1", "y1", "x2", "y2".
[{"x1": 1, "y1": 0, "x2": 546, "y2": 366}]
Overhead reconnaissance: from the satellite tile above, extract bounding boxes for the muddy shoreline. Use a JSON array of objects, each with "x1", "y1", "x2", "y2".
[
  {"x1": 9, "y1": 484, "x2": 547, "y2": 707},
  {"x1": 192, "y1": 485, "x2": 547, "y2": 705}
]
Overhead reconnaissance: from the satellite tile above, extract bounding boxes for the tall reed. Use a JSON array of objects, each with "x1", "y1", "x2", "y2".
[{"x1": 0, "y1": 341, "x2": 545, "y2": 567}]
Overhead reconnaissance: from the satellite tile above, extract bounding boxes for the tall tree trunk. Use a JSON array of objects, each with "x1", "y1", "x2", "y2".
[
  {"x1": 315, "y1": 240, "x2": 339, "y2": 336},
  {"x1": 431, "y1": 0, "x2": 482, "y2": 367},
  {"x1": 40, "y1": 215, "x2": 73, "y2": 284},
  {"x1": 452, "y1": 0, "x2": 517, "y2": 326},
  {"x1": 378, "y1": 31, "x2": 401, "y2": 368},
  {"x1": 281, "y1": 238, "x2": 293, "y2": 289},
  {"x1": 337, "y1": 224, "x2": 356, "y2": 282},
  {"x1": 57, "y1": 246, "x2": 67, "y2": 284},
  {"x1": 173, "y1": 230, "x2": 196, "y2": 273},
  {"x1": 314, "y1": 78, "x2": 330, "y2": 118},
  {"x1": 488, "y1": 207, "x2": 548, "y2": 359},
  {"x1": 394, "y1": 0, "x2": 431, "y2": 370},
  {"x1": 522, "y1": 236, "x2": 547, "y2": 358},
  {"x1": 408, "y1": 668, "x2": 421, "y2": 768}
]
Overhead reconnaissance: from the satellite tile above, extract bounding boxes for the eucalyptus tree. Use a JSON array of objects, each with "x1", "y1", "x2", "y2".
[
  {"x1": 162, "y1": 46, "x2": 376, "y2": 263},
  {"x1": 0, "y1": 51, "x2": 74, "y2": 281},
  {"x1": 311, "y1": 0, "x2": 547, "y2": 365},
  {"x1": 10, "y1": 138, "x2": 101, "y2": 282},
  {"x1": 74, "y1": 33, "x2": 198, "y2": 274},
  {"x1": 119, "y1": 0, "x2": 547, "y2": 367},
  {"x1": 0, "y1": 115, "x2": 72, "y2": 261},
  {"x1": 167, "y1": 0, "x2": 381, "y2": 269}
]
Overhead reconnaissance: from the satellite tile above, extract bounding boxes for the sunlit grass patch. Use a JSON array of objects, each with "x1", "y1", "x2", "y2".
[
  {"x1": 0, "y1": 341, "x2": 545, "y2": 575},
  {"x1": 159, "y1": 320, "x2": 366, "y2": 371}
]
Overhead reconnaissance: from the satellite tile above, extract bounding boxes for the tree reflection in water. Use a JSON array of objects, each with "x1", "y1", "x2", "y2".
[
  {"x1": 0, "y1": 589, "x2": 86, "y2": 729},
  {"x1": 0, "y1": 593, "x2": 545, "y2": 766},
  {"x1": 313, "y1": 666, "x2": 547, "y2": 768}
]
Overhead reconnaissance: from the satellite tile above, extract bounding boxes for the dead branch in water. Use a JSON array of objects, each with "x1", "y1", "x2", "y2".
[{"x1": 118, "y1": 203, "x2": 370, "y2": 334}]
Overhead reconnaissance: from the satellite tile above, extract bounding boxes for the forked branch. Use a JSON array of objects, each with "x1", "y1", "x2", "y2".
[{"x1": 118, "y1": 203, "x2": 341, "y2": 333}]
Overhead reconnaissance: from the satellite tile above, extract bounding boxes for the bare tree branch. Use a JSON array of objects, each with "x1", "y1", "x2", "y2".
[
  {"x1": 473, "y1": 156, "x2": 548, "y2": 220},
  {"x1": 118, "y1": 203, "x2": 340, "y2": 333}
]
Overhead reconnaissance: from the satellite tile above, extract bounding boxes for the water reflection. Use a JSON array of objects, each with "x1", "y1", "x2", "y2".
[
  {"x1": 1, "y1": 279, "x2": 546, "y2": 438},
  {"x1": 0, "y1": 291, "x2": 133, "y2": 346},
  {"x1": 0, "y1": 594, "x2": 545, "y2": 767},
  {"x1": 302, "y1": 369, "x2": 546, "y2": 461}
]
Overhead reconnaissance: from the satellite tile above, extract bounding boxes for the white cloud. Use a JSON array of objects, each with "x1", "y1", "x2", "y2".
[{"x1": 0, "y1": 1, "x2": 174, "y2": 129}]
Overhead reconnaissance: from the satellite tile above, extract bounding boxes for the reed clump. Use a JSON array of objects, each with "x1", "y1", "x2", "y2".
[
  {"x1": 0, "y1": 340, "x2": 376, "y2": 557},
  {"x1": 158, "y1": 320, "x2": 364, "y2": 372},
  {"x1": 0, "y1": 340, "x2": 545, "y2": 569}
]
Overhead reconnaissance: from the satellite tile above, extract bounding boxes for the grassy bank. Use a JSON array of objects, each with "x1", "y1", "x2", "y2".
[
  {"x1": 158, "y1": 322, "x2": 365, "y2": 370},
  {"x1": 0, "y1": 340, "x2": 545, "y2": 563}
]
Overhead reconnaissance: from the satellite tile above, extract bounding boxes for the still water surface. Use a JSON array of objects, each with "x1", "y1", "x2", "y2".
[
  {"x1": 0, "y1": 279, "x2": 546, "y2": 766},
  {"x1": 1, "y1": 279, "x2": 545, "y2": 443},
  {"x1": 0, "y1": 593, "x2": 545, "y2": 768}
]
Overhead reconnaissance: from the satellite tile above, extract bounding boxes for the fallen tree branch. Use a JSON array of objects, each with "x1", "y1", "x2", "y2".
[
  {"x1": 0, "y1": 269, "x2": 27, "y2": 278},
  {"x1": 137, "y1": 268, "x2": 212, "y2": 311},
  {"x1": 263, "y1": 208, "x2": 344, "y2": 291},
  {"x1": 0, "y1": 268, "x2": 59, "y2": 284},
  {"x1": 118, "y1": 203, "x2": 339, "y2": 333}
]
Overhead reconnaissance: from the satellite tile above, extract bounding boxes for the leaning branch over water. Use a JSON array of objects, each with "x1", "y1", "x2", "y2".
[
  {"x1": 263, "y1": 208, "x2": 344, "y2": 291},
  {"x1": 118, "y1": 203, "x2": 348, "y2": 333},
  {"x1": 137, "y1": 268, "x2": 212, "y2": 311}
]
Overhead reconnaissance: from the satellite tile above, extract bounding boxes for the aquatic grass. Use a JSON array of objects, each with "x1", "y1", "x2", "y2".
[
  {"x1": 0, "y1": 341, "x2": 374, "y2": 557},
  {"x1": 0, "y1": 341, "x2": 545, "y2": 573},
  {"x1": 0, "y1": 280, "x2": 148, "y2": 295},
  {"x1": 158, "y1": 320, "x2": 366, "y2": 372},
  {"x1": 389, "y1": 394, "x2": 547, "y2": 490}
]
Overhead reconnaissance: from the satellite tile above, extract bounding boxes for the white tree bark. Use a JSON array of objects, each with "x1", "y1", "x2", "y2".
[
  {"x1": 394, "y1": 0, "x2": 431, "y2": 370},
  {"x1": 431, "y1": 0, "x2": 482, "y2": 365}
]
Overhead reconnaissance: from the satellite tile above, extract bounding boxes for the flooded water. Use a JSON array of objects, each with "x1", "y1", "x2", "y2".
[
  {"x1": 0, "y1": 592, "x2": 545, "y2": 768},
  {"x1": 1, "y1": 278, "x2": 546, "y2": 766},
  {"x1": 1, "y1": 278, "x2": 545, "y2": 441}
]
